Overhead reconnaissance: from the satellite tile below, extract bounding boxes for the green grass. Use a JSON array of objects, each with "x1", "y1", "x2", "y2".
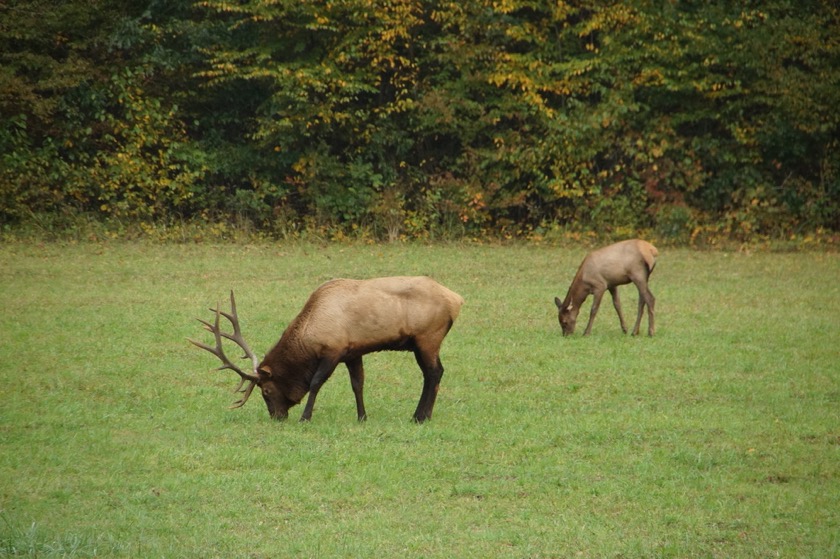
[{"x1": 1, "y1": 241, "x2": 838, "y2": 558}]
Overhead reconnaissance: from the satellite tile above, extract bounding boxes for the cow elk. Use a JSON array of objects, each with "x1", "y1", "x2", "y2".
[
  {"x1": 554, "y1": 239, "x2": 658, "y2": 336},
  {"x1": 190, "y1": 277, "x2": 464, "y2": 423}
]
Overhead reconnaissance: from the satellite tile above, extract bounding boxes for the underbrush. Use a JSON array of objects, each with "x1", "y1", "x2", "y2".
[{"x1": 3, "y1": 211, "x2": 838, "y2": 252}]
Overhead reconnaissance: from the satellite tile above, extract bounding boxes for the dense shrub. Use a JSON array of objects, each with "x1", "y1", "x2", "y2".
[{"x1": 1, "y1": 0, "x2": 838, "y2": 241}]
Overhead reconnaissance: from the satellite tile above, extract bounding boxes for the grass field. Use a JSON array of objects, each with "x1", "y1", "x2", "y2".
[{"x1": 1, "y1": 241, "x2": 838, "y2": 558}]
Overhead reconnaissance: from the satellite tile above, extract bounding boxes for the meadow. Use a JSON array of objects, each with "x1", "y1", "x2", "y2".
[{"x1": 0, "y1": 241, "x2": 837, "y2": 558}]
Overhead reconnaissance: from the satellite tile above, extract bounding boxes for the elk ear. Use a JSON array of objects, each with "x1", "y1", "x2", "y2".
[
  {"x1": 258, "y1": 365, "x2": 272, "y2": 379},
  {"x1": 554, "y1": 297, "x2": 563, "y2": 309}
]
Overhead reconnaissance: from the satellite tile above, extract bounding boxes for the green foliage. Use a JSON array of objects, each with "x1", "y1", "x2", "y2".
[
  {"x1": 86, "y1": 68, "x2": 207, "y2": 219},
  {"x1": 1, "y1": 0, "x2": 838, "y2": 239}
]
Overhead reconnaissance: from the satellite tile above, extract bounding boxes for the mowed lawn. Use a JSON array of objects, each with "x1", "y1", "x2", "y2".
[{"x1": 0, "y1": 242, "x2": 837, "y2": 558}]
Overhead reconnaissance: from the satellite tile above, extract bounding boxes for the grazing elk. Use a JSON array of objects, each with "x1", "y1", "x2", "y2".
[
  {"x1": 190, "y1": 276, "x2": 464, "y2": 423},
  {"x1": 554, "y1": 239, "x2": 658, "y2": 336}
]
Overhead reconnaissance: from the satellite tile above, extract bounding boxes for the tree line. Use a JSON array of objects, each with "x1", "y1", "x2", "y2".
[{"x1": 2, "y1": 0, "x2": 838, "y2": 241}]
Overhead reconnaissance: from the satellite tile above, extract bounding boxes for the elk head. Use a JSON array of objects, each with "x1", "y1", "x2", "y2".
[
  {"x1": 554, "y1": 297, "x2": 578, "y2": 336},
  {"x1": 189, "y1": 291, "x2": 294, "y2": 420}
]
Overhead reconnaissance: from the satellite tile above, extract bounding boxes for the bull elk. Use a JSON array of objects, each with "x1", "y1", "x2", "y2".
[
  {"x1": 554, "y1": 239, "x2": 658, "y2": 336},
  {"x1": 190, "y1": 276, "x2": 464, "y2": 422}
]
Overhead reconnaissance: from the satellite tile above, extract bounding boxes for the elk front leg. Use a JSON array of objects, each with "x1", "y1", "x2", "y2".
[
  {"x1": 346, "y1": 357, "x2": 367, "y2": 421},
  {"x1": 583, "y1": 289, "x2": 605, "y2": 336},
  {"x1": 300, "y1": 357, "x2": 339, "y2": 422},
  {"x1": 608, "y1": 285, "x2": 628, "y2": 334}
]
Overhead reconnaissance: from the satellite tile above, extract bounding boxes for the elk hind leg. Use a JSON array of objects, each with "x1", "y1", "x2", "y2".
[
  {"x1": 631, "y1": 281, "x2": 655, "y2": 336},
  {"x1": 643, "y1": 287, "x2": 655, "y2": 336},
  {"x1": 413, "y1": 345, "x2": 444, "y2": 423}
]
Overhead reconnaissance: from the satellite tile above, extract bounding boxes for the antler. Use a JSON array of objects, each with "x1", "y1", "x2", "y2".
[{"x1": 189, "y1": 291, "x2": 260, "y2": 408}]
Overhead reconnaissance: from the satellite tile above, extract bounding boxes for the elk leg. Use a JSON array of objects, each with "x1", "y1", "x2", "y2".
[
  {"x1": 644, "y1": 288, "x2": 655, "y2": 336},
  {"x1": 413, "y1": 347, "x2": 444, "y2": 423},
  {"x1": 631, "y1": 294, "x2": 644, "y2": 336},
  {"x1": 609, "y1": 285, "x2": 628, "y2": 334},
  {"x1": 631, "y1": 282, "x2": 655, "y2": 336},
  {"x1": 300, "y1": 357, "x2": 339, "y2": 422},
  {"x1": 346, "y1": 357, "x2": 367, "y2": 421},
  {"x1": 583, "y1": 289, "x2": 605, "y2": 336}
]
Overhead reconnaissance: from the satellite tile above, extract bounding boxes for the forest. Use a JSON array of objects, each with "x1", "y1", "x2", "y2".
[{"x1": 2, "y1": 0, "x2": 838, "y2": 242}]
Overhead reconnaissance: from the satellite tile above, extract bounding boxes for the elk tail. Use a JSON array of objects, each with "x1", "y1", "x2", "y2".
[{"x1": 642, "y1": 244, "x2": 658, "y2": 274}]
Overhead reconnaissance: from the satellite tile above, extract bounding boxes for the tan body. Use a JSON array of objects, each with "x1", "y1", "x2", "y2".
[
  {"x1": 192, "y1": 276, "x2": 464, "y2": 422},
  {"x1": 554, "y1": 239, "x2": 658, "y2": 336},
  {"x1": 260, "y1": 276, "x2": 464, "y2": 421}
]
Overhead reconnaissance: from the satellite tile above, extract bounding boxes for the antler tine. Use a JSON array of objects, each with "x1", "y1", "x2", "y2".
[
  {"x1": 189, "y1": 305, "x2": 248, "y2": 377},
  {"x1": 232, "y1": 376, "x2": 248, "y2": 393},
  {"x1": 189, "y1": 293, "x2": 260, "y2": 408},
  {"x1": 230, "y1": 290, "x2": 259, "y2": 370},
  {"x1": 208, "y1": 291, "x2": 259, "y2": 371},
  {"x1": 229, "y1": 381, "x2": 256, "y2": 409}
]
